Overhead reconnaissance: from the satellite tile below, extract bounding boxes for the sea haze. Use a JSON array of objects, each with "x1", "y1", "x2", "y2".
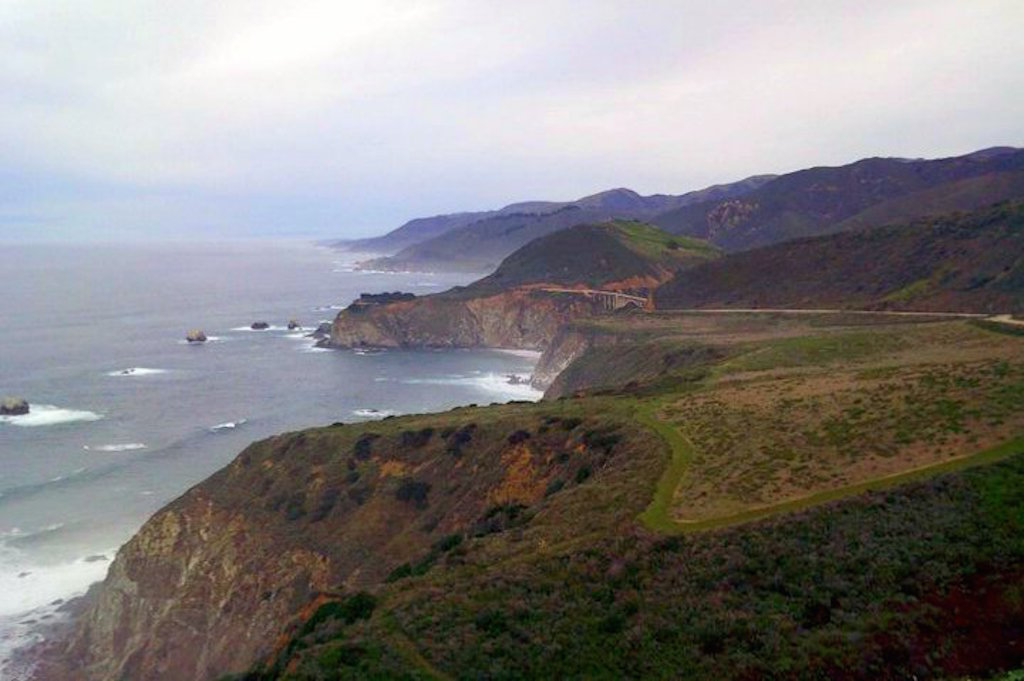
[{"x1": 0, "y1": 240, "x2": 540, "y2": 672}]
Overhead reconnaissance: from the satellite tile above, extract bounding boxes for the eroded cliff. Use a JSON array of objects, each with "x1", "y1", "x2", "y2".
[
  {"x1": 60, "y1": 404, "x2": 651, "y2": 680},
  {"x1": 329, "y1": 289, "x2": 609, "y2": 352}
]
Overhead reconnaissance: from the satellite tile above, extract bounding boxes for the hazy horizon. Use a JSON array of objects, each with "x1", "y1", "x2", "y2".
[{"x1": 2, "y1": 1, "x2": 1023, "y2": 243}]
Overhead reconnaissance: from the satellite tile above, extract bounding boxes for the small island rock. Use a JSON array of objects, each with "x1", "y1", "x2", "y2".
[
  {"x1": 186, "y1": 329, "x2": 208, "y2": 343},
  {"x1": 287, "y1": 319, "x2": 301, "y2": 330},
  {"x1": 308, "y1": 322, "x2": 332, "y2": 339},
  {"x1": 251, "y1": 321, "x2": 270, "y2": 330},
  {"x1": 1, "y1": 397, "x2": 30, "y2": 416}
]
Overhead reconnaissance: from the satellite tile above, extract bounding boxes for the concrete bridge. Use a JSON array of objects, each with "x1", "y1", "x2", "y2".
[{"x1": 540, "y1": 287, "x2": 648, "y2": 311}]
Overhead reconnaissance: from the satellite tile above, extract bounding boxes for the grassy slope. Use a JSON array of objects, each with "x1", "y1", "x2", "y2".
[
  {"x1": 461, "y1": 220, "x2": 717, "y2": 296},
  {"x1": 655, "y1": 201, "x2": 1024, "y2": 314},
  {"x1": 233, "y1": 313, "x2": 1024, "y2": 680}
]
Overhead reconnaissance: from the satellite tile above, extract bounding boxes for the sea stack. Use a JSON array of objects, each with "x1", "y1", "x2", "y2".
[
  {"x1": 251, "y1": 321, "x2": 270, "y2": 330},
  {"x1": 1, "y1": 397, "x2": 30, "y2": 416},
  {"x1": 186, "y1": 329, "x2": 208, "y2": 343},
  {"x1": 287, "y1": 319, "x2": 301, "y2": 330}
]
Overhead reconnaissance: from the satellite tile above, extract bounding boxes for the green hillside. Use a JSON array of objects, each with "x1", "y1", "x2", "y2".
[
  {"x1": 655, "y1": 201, "x2": 1024, "y2": 313},
  {"x1": 465, "y1": 220, "x2": 718, "y2": 295},
  {"x1": 653, "y1": 147, "x2": 1024, "y2": 252},
  {"x1": 225, "y1": 312, "x2": 1024, "y2": 681}
]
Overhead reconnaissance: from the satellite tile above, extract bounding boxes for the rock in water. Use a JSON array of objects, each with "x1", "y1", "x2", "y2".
[
  {"x1": 251, "y1": 321, "x2": 270, "y2": 330},
  {"x1": 186, "y1": 329, "x2": 208, "y2": 343},
  {"x1": 287, "y1": 319, "x2": 301, "y2": 330},
  {"x1": 308, "y1": 322, "x2": 332, "y2": 339},
  {"x1": 1, "y1": 397, "x2": 29, "y2": 415}
]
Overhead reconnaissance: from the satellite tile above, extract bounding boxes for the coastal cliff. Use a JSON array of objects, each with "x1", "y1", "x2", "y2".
[
  {"x1": 59, "y1": 405, "x2": 647, "y2": 680},
  {"x1": 329, "y1": 289, "x2": 609, "y2": 352},
  {"x1": 328, "y1": 221, "x2": 716, "y2": 362}
]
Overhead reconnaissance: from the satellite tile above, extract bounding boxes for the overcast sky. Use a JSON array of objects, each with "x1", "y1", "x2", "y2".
[{"x1": 1, "y1": 1, "x2": 1022, "y2": 241}]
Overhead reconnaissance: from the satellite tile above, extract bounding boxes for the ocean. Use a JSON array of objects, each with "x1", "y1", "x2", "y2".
[{"x1": 0, "y1": 241, "x2": 541, "y2": 677}]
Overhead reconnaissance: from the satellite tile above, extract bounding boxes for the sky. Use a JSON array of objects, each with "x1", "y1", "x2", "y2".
[{"x1": 1, "y1": 1, "x2": 1022, "y2": 242}]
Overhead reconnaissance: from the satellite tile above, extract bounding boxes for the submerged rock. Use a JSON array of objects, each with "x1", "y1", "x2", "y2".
[
  {"x1": 287, "y1": 319, "x2": 301, "y2": 330},
  {"x1": 251, "y1": 321, "x2": 270, "y2": 330},
  {"x1": 506, "y1": 374, "x2": 530, "y2": 385},
  {"x1": 186, "y1": 329, "x2": 207, "y2": 343},
  {"x1": 1, "y1": 397, "x2": 29, "y2": 415}
]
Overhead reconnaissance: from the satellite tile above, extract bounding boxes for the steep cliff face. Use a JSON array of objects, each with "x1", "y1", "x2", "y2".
[
  {"x1": 330, "y1": 290, "x2": 608, "y2": 352},
  {"x1": 65, "y1": 492, "x2": 332, "y2": 681},
  {"x1": 531, "y1": 327, "x2": 594, "y2": 392},
  {"x1": 62, "y1": 406, "x2": 641, "y2": 680}
]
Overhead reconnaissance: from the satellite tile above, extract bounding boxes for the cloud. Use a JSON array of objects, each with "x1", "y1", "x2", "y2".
[{"x1": 0, "y1": 0, "x2": 1022, "y2": 240}]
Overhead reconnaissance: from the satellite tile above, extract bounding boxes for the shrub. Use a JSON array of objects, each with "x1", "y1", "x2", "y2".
[
  {"x1": 507, "y1": 429, "x2": 531, "y2": 445},
  {"x1": 433, "y1": 533, "x2": 464, "y2": 553},
  {"x1": 561, "y1": 417, "x2": 583, "y2": 430},
  {"x1": 395, "y1": 479, "x2": 431, "y2": 508},
  {"x1": 352, "y1": 433, "x2": 380, "y2": 461},
  {"x1": 446, "y1": 423, "x2": 477, "y2": 457},
  {"x1": 400, "y1": 427, "x2": 434, "y2": 448},
  {"x1": 545, "y1": 479, "x2": 565, "y2": 497},
  {"x1": 310, "y1": 488, "x2": 340, "y2": 522}
]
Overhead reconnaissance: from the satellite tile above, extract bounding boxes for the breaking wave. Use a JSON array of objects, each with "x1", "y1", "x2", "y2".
[{"x1": 0, "y1": 405, "x2": 103, "y2": 428}]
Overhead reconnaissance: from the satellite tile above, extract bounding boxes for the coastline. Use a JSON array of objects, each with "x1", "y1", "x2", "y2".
[{"x1": 0, "y1": 241, "x2": 538, "y2": 677}]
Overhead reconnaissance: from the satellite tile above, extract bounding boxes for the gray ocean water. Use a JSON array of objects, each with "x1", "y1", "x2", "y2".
[{"x1": 0, "y1": 241, "x2": 540, "y2": 674}]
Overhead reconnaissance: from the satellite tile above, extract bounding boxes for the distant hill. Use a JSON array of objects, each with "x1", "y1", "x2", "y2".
[
  {"x1": 654, "y1": 201, "x2": 1024, "y2": 314},
  {"x1": 653, "y1": 147, "x2": 1024, "y2": 251},
  {"x1": 465, "y1": 221, "x2": 718, "y2": 296},
  {"x1": 358, "y1": 177, "x2": 772, "y2": 273},
  {"x1": 329, "y1": 198, "x2": 572, "y2": 255}
]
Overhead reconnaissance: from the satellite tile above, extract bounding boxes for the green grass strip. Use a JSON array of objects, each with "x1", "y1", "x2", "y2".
[
  {"x1": 635, "y1": 400, "x2": 696, "y2": 533},
  {"x1": 635, "y1": 399, "x2": 1024, "y2": 534}
]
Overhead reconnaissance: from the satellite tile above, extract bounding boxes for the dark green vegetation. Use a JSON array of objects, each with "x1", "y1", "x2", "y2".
[
  {"x1": 258, "y1": 457, "x2": 1024, "y2": 680},
  {"x1": 653, "y1": 146, "x2": 1024, "y2": 252},
  {"x1": 234, "y1": 313, "x2": 1024, "y2": 680},
  {"x1": 655, "y1": 201, "x2": 1024, "y2": 313},
  {"x1": 464, "y1": 220, "x2": 717, "y2": 296}
]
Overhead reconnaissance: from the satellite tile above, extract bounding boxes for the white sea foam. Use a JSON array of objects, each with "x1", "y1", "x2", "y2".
[
  {"x1": 492, "y1": 348, "x2": 544, "y2": 359},
  {"x1": 105, "y1": 367, "x2": 167, "y2": 377},
  {"x1": 0, "y1": 405, "x2": 103, "y2": 428},
  {"x1": 0, "y1": 543, "x2": 114, "y2": 618},
  {"x1": 352, "y1": 408, "x2": 396, "y2": 419},
  {"x1": 0, "y1": 542, "x2": 115, "y2": 676},
  {"x1": 82, "y1": 443, "x2": 147, "y2": 453},
  {"x1": 177, "y1": 335, "x2": 224, "y2": 344},
  {"x1": 398, "y1": 372, "x2": 542, "y2": 401},
  {"x1": 210, "y1": 419, "x2": 247, "y2": 432},
  {"x1": 230, "y1": 325, "x2": 289, "y2": 332}
]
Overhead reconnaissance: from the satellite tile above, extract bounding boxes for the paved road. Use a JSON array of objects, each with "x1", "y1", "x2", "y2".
[
  {"x1": 666, "y1": 307, "x2": 987, "y2": 319},
  {"x1": 988, "y1": 314, "x2": 1024, "y2": 327},
  {"x1": 540, "y1": 287, "x2": 1018, "y2": 324}
]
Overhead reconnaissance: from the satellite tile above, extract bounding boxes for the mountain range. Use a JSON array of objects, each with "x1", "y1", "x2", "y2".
[
  {"x1": 333, "y1": 146, "x2": 1024, "y2": 273},
  {"x1": 342, "y1": 178, "x2": 772, "y2": 272}
]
